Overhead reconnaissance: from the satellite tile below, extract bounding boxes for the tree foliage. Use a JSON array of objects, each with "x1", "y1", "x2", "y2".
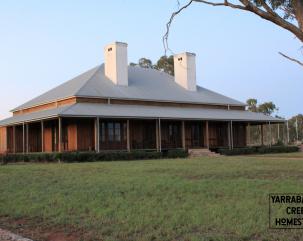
[
  {"x1": 246, "y1": 98, "x2": 258, "y2": 112},
  {"x1": 258, "y1": 101, "x2": 278, "y2": 115},
  {"x1": 130, "y1": 55, "x2": 175, "y2": 75},
  {"x1": 138, "y1": 58, "x2": 153, "y2": 69},
  {"x1": 246, "y1": 98, "x2": 278, "y2": 115},
  {"x1": 154, "y1": 55, "x2": 174, "y2": 75},
  {"x1": 288, "y1": 114, "x2": 303, "y2": 142}
]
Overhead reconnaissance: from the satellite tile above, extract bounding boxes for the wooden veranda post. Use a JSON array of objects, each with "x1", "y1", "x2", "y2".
[
  {"x1": 269, "y1": 121, "x2": 272, "y2": 147},
  {"x1": 261, "y1": 124, "x2": 264, "y2": 146},
  {"x1": 22, "y1": 123, "x2": 25, "y2": 154},
  {"x1": 26, "y1": 123, "x2": 29, "y2": 153},
  {"x1": 231, "y1": 121, "x2": 234, "y2": 149},
  {"x1": 156, "y1": 119, "x2": 159, "y2": 151},
  {"x1": 95, "y1": 117, "x2": 100, "y2": 152},
  {"x1": 228, "y1": 122, "x2": 231, "y2": 150},
  {"x1": 182, "y1": 121, "x2": 185, "y2": 150},
  {"x1": 127, "y1": 119, "x2": 130, "y2": 152},
  {"x1": 58, "y1": 117, "x2": 62, "y2": 152},
  {"x1": 41, "y1": 120, "x2": 44, "y2": 152},
  {"x1": 286, "y1": 120, "x2": 290, "y2": 144},
  {"x1": 247, "y1": 123, "x2": 250, "y2": 146},
  {"x1": 205, "y1": 121, "x2": 209, "y2": 149},
  {"x1": 13, "y1": 125, "x2": 16, "y2": 154},
  {"x1": 158, "y1": 118, "x2": 162, "y2": 152}
]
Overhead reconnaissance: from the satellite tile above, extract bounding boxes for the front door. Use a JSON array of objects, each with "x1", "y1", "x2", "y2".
[{"x1": 185, "y1": 122, "x2": 203, "y2": 148}]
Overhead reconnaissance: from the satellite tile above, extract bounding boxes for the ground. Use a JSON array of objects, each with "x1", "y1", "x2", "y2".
[{"x1": 1, "y1": 153, "x2": 303, "y2": 241}]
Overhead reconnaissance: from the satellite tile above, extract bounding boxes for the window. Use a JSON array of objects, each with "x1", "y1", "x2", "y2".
[
  {"x1": 98, "y1": 120, "x2": 127, "y2": 150},
  {"x1": 108, "y1": 122, "x2": 114, "y2": 142},
  {"x1": 168, "y1": 124, "x2": 179, "y2": 142},
  {"x1": 100, "y1": 122, "x2": 105, "y2": 142},
  {"x1": 123, "y1": 122, "x2": 127, "y2": 142},
  {"x1": 114, "y1": 123, "x2": 121, "y2": 141}
]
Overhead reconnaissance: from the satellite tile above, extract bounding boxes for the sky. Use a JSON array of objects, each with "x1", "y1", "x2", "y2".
[{"x1": 0, "y1": 0, "x2": 302, "y2": 119}]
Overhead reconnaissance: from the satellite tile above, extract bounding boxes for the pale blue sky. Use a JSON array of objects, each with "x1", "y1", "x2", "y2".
[{"x1": 0, "y1": 0, "x2": 302, "y2": 119}]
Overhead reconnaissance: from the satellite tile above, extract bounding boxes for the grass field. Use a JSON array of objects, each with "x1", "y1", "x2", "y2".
[{"x1": 1, "y1": 153, "x2": 303, "y2": 241}]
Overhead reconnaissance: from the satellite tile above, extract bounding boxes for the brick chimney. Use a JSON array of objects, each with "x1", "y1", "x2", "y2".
[
  {"x1": 173, "y1": 52, "x2": 197, "y2": 91},
  {"x1": 104, "y1": 42, "x2": 128, "y2": 86}
]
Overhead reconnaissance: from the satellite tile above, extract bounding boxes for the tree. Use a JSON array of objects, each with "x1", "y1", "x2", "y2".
[
  {"x1": 130, "y1": 56, "x2": 175, "y2": 75},
  {"x1": 154, "y1": 55, "x2": 175, "y2": 75},
  {"x1": 257, "y1": 101, "x2": 278, "y2": 115},
  {"x1": 246, "y1": 98, "x2": 258, "y2": 112},
  {"x1": 139, "y1": 58, "x2": 153, "y2": 68},
  {"x1": 164, "y1": 0, "x2": 303, "y2": 66},
  {"x1": 246, "y1": 99, "x2": 278, "y2": 116},
  {"x1": 288, "y1": 114, "x2": 303, "y2": 142}
]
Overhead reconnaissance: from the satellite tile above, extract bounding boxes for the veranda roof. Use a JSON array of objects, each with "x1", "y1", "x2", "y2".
[{"x1": 0, "y1": 103, "x2": 284, "y2": 127}]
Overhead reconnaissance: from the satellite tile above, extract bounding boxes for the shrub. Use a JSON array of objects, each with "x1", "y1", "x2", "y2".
[
  {"x1": 217, "y1": 145, "x2": 300, "y2": 156},
  {"x1": 0, "y1": 150, "x2": 171, "y2": 164},
  {"x1": 165, "y1": 149, "x2": 188, "y2": 158}
]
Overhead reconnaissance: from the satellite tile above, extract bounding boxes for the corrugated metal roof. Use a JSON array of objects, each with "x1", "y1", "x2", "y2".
[
  {"x1": 61, "y1": 103, "x2": 283, "y2": 122},
  {"x1": 0, "y1": 103, "x2": 283, "y2": 126},
  {"x1": 12, "y1": 65, "x2": 245, "y2": 111},
  {"x1": 0, "y1": 105, "x2": 70, "y2": 126}
]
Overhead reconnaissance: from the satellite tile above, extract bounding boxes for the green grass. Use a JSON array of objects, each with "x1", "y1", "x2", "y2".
[{"x1": 1, "y1": 153, "x2": 303, "y2": 241}]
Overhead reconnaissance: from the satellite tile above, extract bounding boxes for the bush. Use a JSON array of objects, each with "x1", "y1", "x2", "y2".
[
  {"x1": 165, "y1": 149, "x2": 188, "y2": 158},
  {"x1": 217, "y1": 145, "x2": 300, "y2": 156},
  {"x1": 1, "y1": 149, "x2": 187, "y2": 164}
]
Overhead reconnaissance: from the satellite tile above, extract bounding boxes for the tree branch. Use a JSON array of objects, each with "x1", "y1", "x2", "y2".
[
  {"x1": 164, "y1": 0, "x2": 303, "y2": 67},
  {"x1": 193, "y1": 0, "x2": 246, "y2": 10},
  {"x1": 192, "y1": 0, "x2": 303, "y2": 42},
  {"x1": 258, "y1": 0, "x2": 278, "y2": 17},
  {"x1": 163, "y1": 0, "x2": 193, "y2": 55},
  {"x1": 279, "y1": 52, "x2": 303, "y2": 67}
]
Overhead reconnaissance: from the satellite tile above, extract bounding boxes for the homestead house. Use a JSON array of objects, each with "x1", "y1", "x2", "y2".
[{"x1": 0, "y1": 42, "x2": 283, "y2": 154}]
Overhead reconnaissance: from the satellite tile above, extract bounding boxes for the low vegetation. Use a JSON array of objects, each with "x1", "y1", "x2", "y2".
[
  {"x1": 1, "y1": 153, "x2": 303, "y2": 241},
  {"x1": 0, "y1": 149, "x2": 188, "y2": 164},
  {"x1": 217, "y1": 145, "x2": 299, "y2": 156}
]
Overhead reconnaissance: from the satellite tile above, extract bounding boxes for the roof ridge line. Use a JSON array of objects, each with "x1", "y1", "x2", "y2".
[{"x1": 75, "y1": 65, "x2": 101, "y2": 96}]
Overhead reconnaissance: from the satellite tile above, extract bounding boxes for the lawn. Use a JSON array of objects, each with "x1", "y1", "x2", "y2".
[{"x1": 1, "y1": 153, "x2": 303, "y2": 241}]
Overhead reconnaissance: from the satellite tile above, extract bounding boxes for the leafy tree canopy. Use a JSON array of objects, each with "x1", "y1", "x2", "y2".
[
  {"x1": 246, "y1": 99, "x2": 278, "y2": 116},
  {"x1": 164, "y1": 0, "x2": 303, "y2": 66},
  {"x1": 138, "y1": 58, "x2": 153, "y2": 69},
  {"x1": 130, "y1": 55, "x2": 175, "y2": 75},
  {"x1": 154, "y1": 55, "x2": 174, "y2": 75},
  {"x1": 258, "y1": 101, "x2": 278, "y2": 115}
]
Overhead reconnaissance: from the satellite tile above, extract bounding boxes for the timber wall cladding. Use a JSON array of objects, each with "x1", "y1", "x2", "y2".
[
  {"x1": 15, "y1": 126, "x2": 23, "y2": 153},
  {"x1": 28, "y1": 123, "x2": 42, "y2": 152},
  {"x1": 12, "y1": 96, "x2": 246, "y2": 117},
  {"x1": 208, "y1": 122, "x2": 229, "y2": 147},
  {"x1": 77, "y1": 119, "x2": 95, "y2": 151},
  {"x1": 130, "y1": 120, "x2": 156, "y2": 149},
  {"x1": 6, "y1": 127, "x2": 14, "y2": 153},
  {"x1": 160, "y1": 121, "x2": 182, "y2": 149},
  {"x1": 0, "y1": 127, "x2": 7, "y2": 153},
  {"x1": 43, "y1": 120, "x2": 59, "y2": 152},
  {"x1": 64, "y1": 118, "x2": 77, "y2": 151},
  {"x1": 13, "y1": 97, "x2": 77, "y2": 116},
  {"x1": 232, "y1": 123, "x2": 246, "y2": 147}
]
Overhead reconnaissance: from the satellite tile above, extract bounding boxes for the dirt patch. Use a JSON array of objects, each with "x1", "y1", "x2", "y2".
[
  {"x1": 0, "y1": 228, "x2": 33, "y2": 241},
  {"x1": 0, "y1": 216, "x2": 93, "y2": 241}
]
